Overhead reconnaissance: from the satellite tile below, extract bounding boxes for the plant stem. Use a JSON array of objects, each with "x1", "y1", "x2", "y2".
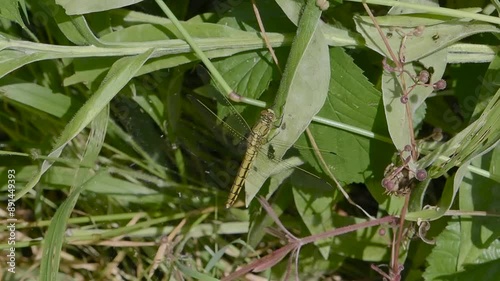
[
  {"x1": 351, "y1": 0, "x2": 500, "y2": 25},
  {"x1": 154, "y1": 0, "x2": 233, "y2": 96}
]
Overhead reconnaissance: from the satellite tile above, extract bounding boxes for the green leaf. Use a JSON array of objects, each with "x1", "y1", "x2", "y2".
[
  {"x1": 247, "y1": 184, "x2": 294, "y2": 249},
  {"x1": 423, "y1": 219, "x2": 463, "y2": 281},
  {"x1": 40, "y1": 104, "x2": 108, "y2": 281},
  {"x1": 451, "y1": 253, "x2": 500, "y2": 281},
  {"x1": 293, "y1": 174, "x2": 336, "y2": 259},
  {"x1": 37, "y1": 0, "x2": 99, "y2": 46},
  {"x1": 245, "y1": 0, "x2": 330, "y2": 206},
  {"x1": 64, "y1": 19, "x2": 288, "y2": 85},
  {"x1": 471, "y1": 54, "x2": 500, "y2": 121},
  {"x1": 275, "y1": 0, "x2": 304, "y2": 26},
  {"x1": 355, "y1": 15, "x2": 500, "y2": 62},
  {"x1": 0, "y1": 82, "x2": 73, "y2": 118},
  {"x1": 405, "y1": 159, "x2": 465, "y2": 221},
  {"x1": 274, "y1": 0, "x2": 359, "y2": 46},
  {"x1": 294, "y1": 173, "x2": 393, "y2": 261},
  {"x1": 16, "y1": 49, "x2": 153, "y2": 199},
  {"x1": 63, "y1": 57, "x2": 118, "y2": 86},
  {"x1": 328, "y1": 214, "x2": 394, "y2": 262},
  {"x1": 296, "y1": 47, "x2": 393, "y2": 186},
  {"x1": 39, "y1": 172, "x2": 108, "y2": 281},
  {"x1": 213, "y1": 50, "x2": 274, "y2": 119},
  {"x1": 423, "y1": 218, "x2": 500, "y2": 280},
  {"x1": 387, "y1": 0, "x2": 440, "y2": 15},
  {"x1": 218, "y1": 0, "x2": 296, "y2": 33},
  {"x1": 407, "y1": 139, "x2": 498, "y2": 221},
  {"x1": 0, "y1": 49, "x2": 61, "y2": 80},
  {"x1": 456, "y1": 153, "x2": 500, "y2": 266},
  {"x1": 382, "y1": 48, "x2": 447, "y2": 173},
  {"x1": 0, "y1": 0, "x2": 28, "y2": 29},
  {"x1": 418, "y1": 89, "x2": 500, "y2": 179},
  {"x1": 271, "y1": 245, "x2": 345, "y2": 280},
  {"x1": 57, "y1": 0, "x2": 144, "y2": 15}
]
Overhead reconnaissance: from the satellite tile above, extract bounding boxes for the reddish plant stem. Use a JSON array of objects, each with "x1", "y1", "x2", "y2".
[
  {"x1": 301, "y1": 215, "x2": 396, "y2": 245},
  {"x1": 222, "y1": 215, "x2": 397, "y2": 281},
  {"x1": 362, "y1": 1, "x2": 400, "y2": 69},
  {"x1": 390, "y1": 192, "x2": 410, "y2": 273}
]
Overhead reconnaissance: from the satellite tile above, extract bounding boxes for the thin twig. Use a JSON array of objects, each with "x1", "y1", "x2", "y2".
[
  {"x1": 305, "y1": 128, "x2": 375, "y2": 219},
  {"x1": 251, "y1": 0, "x2": 282, "y2": 73}
]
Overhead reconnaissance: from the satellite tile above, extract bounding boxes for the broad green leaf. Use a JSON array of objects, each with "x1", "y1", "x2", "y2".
[
  {"x1": 328, "y1": 214, "x2": 396, "y2": 262},
  {"x1": 293, "y1": 173, "x2": 336, "y2": 259},
  {"x1": 270, "y1": 245, "x2": 345, "y2": 280},
  {"x1": 450, "y1": 251, "x2": 500, "y2": 281},
  {"x1": 355, "y1": 16, "x2": 500, "y2": 62},
  {"x1": 209, "y1": 1, "x2": 290, "y2": 120},
  {"x1": 16, "y1": 49, "x2": 153, "y2": 199},
  {"x1": 382, "y1": 48, "x2": 447, "y2": 173},
  {"x1": 423, "y1": 216, "x2": 500, "y2": 280},
  {"x1": 423, "y1": 219, "x2": 462, "y2": 281},
  {"x1": 297, "y1": 47, "x2": 393, "y2": 186},
  {"x1": 456, "y1": 154, "x2": 500, "y2": 266},
  {"x1": 57, "y1": 0, "x2": 144, "y2": 15},
  {"x1": 213, "y1": 50, "x2": 274, "y2": 119},
  {"x1": 245, "y1": 0, "x2": 330, "y2": 206},
  {"x1": 293, "y1": 173, "x2": 395, "y2": 262}
]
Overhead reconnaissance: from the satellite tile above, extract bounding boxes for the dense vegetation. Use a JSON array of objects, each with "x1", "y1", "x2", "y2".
[{"x1": 0, "y1": 0, "x2": 498, "y2": 280}]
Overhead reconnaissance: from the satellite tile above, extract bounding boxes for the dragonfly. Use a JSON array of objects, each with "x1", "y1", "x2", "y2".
[
  {"x1": 208, "y1": 97, "x2": 372, "y2": 217},
  {"x1": 194, "y1": 90, "x2": 338, "y2": 209},
  {"x1": 192, "y1": 75, "x2": 370, "y2": 216},
  {"x1": 225, "y1": 108, "x2": 276, "y2": 208}
]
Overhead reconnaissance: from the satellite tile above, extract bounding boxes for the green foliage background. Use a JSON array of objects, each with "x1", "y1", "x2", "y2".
[{"x1": 0, "y1": 0, "x2": 498, "y2": 280}]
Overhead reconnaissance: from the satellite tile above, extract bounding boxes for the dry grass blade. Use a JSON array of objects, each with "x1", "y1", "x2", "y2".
[{"x1": 149, "y1": 218, "x2": 187, "y2": 277}]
